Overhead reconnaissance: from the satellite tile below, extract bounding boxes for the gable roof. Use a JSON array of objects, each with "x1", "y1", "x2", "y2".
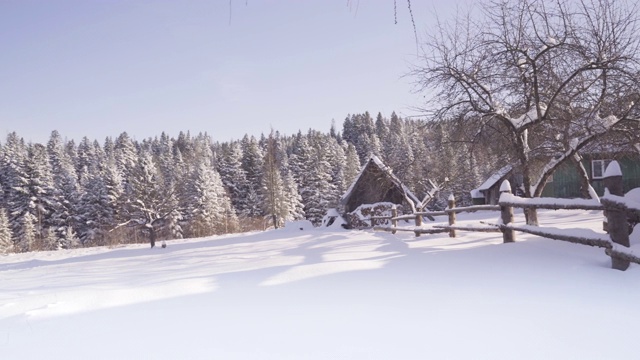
[
  {"x1": 340, "y1": 154, "x2": 420, "y2": 205},
  {"x1": 475, "y1": 165, "x2": 513, "y2": 192}
]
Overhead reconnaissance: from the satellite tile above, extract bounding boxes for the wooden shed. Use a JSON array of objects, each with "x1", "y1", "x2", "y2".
[
  {"x1": 471, "y1": 165, "x2": 518, "y2": 205},
  {"x1": 340, "y1": 155, "x2": 420, "y2": 219}
]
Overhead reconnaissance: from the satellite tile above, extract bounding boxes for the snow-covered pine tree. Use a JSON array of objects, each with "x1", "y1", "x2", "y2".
[
  {"x1": 42, "y1": 227, "x2": 58, "y2": 251},
  {"x1": 47, "y1": 131, "x2": 81, "y2": 246},
  {"x1": 75, "y1": 137, "x2": 98, "y2": 185},
  {"x1": 78, "y1": 173, "x2": 112, "y2": 246},
  {"x1": 0, "y1": 208, "x2": 13, "y2": 254},
  {"x1": 295, "y1": 132, "x2": 336, "y2": 226},
  {"x1": 24, "y1": 143, "x2": 57, "y2": 249},
  {"x1": 301, "y1": 156, "x2": 334, "y2": 226},
  {"x1": 59, "y1": 225, "x2": 80, "y2": 249},
  {"x1": 406, "y1": 121, "x2": 431, "y2": 196},
  {"x1": 261, "y1": 133, "x2": 289, "y2": 228},
  {"x1": 0, "y1": 143, "x2": 5, "y2": 209},
  {"x1": 154, "y1": 132, "x2": 184, "y2": 240},
  {"x1": 2, "y1": 133, "x2": 30, "y2": 245},
  {"x1": 187, "y1": 157, "x2": 235, "y2": 237},
  {"x1": 240, "y1": 135, "x2": 264, "y2": 219},
  {"x1": 217, "y1": 141, "x2": 249, "y2": 216},
  {"x1": 114, "y1": 132, "x2": 138, "y2": 198},
  {"x1": 16, "y1": 212, "x2": 37, "y2": 252},
  {"x1": 124, "y1": 149, "x2": 173, "y2": 241},
  {"x1": 375, "y1": 112, "x2": 389, "y2": 147},
  {"x1": 289, "y1": 132, "x2": 312, "y2": 189},
  {"x1": 319, "y1": 132, "x2": 347, "y2": 207},
  {"x1": 385, "y1": 112, "x2": 414, "y2": 183},
  {"x1": 283, "y1": 171, "x2": 305, "y2": 221},
  {"x1": 343, "y1": 112, "x2": 382, "y2": 163},
  {"x1": 271, "y1": 132, "x2": 304, "y2": 222},
  {"x1": 343, "y1": 143, "x2": 361, "y2": 187}
]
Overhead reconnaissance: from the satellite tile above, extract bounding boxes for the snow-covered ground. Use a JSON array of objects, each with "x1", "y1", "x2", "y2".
[{"x1": 2, "y1": 209, "x2": 640, "y2": 360}]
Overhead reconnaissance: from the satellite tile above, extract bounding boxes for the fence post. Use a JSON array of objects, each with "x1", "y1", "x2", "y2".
[
  {"x1": 448, "y1": 194, "x2": 456, "y2": 238},
  {"x1": 391, "y1": 205, "x2": 397, "y2": 234},
  {"x1": 500, "y1": 180, "x2": 515, "y2": 243},
  {"x1": 414, "y1": 209, "x2": 422, "y2": 237},
  {"x1": 603, "y1": 161, "x2": 630, "y2": 271}
]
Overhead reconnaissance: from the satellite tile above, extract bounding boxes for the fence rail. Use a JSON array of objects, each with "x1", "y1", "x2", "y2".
[{"x1": 370, "y1": 160, "x2": 639, "y2": 271}]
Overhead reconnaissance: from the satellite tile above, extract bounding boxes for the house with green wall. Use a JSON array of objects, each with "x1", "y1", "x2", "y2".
[
  {"x1": 540, "y1": 152, "x2": 640, "y2": 198},
  {"x1": 472, "y1": 151, "x2": 640, "y2": 204}
]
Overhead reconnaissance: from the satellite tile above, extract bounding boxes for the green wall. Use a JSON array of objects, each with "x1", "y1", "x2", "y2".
[{"x1": 541, "y1": 154, "x2": 640, "y2": 198}]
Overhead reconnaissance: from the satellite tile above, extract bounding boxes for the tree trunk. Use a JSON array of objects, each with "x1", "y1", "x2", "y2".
[
  {"x1": 570, "y1": 155, "x2": 596, "y2": 199},
  {"x1": 149, "y1": 227, "x2": 156, "y2": 248}
]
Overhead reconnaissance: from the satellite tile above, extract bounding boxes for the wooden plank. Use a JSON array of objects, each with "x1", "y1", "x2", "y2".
[
  {"x1": 433, "y1": 225, "x2": 501, "y2": 233},
  {"x1": 444, "y1": 205, "x2": 501, "y2": 213},
  {"x1": 414, "y1": 211, "x2": 448, "y2": 217},
  {"x1": 498, "y1": 194, "x2": 604, "y2": 210},
  {"x1": 373, "y1": 226, "x2": 448, "y2": 234},
  {"x1": 504, "y1": 224, "x2": 611, "y2": 248}
]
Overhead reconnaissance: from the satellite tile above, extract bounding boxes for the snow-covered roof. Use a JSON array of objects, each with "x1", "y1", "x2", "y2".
[
  {"x1": 475, "y1": 165, "x2": 513, "y2": 192},
  {"x1": 470, "y1": 189, "x2": 483, "y2": 199},
  {"x1": 340, "y1": 154, "x2": 420, "y2": 205}
]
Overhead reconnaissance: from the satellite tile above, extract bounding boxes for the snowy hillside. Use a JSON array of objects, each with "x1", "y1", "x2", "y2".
[{"x1": 2, "y1": 209, "x2": 640, "y2": 360}]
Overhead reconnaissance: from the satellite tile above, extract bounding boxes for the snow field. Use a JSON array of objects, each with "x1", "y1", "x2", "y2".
[{"x1": 2, "y1": 209, "x2": 640, "y2": 359}]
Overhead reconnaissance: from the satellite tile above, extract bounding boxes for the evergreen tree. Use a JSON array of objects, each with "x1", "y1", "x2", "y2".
[
  {"x1": 2, "y1": 133, "x2": 30, "y2": 245},
  {"x1": 59, "y1": 225, "x2": 80, "y2": 249},
  {"x1": 187, "y1": 158, "x2": 237, "y2": 237},
  {"x1": 375, "y1": 112, "x2": 390, "y2": 162},
  {"x1": 114, "y1": 132, "x2": 138, "y2": 197},
  {"x1": 261, "y1": 133, "x2": 288, "y2": 228},
  {"x1": 301, "y1": 156, "x2": 334, "y2": 226},
  {"x1": 386, "y1": 112, "x2": 414, "y2": 182},
  {"x1": 321, "y1": 133, "x2": 347, "y2": 206},
  {"x1": 78, "y1": 173, "x2": 113, "y2": 245},
  {"x1": 343, "y1": 143, "x2": 361, "y2": 187},
  {"x1": 47, "y1": 130, "x2": 81, "y2": 244},
  {"x1": 406, "y1": 122, "x2": 430, "y2": 196},
  {"x1": 42, "y1": 227, "x2": 58, "y2": 251},
  {"x1": 0, "y1": 208, "x2": 13, "y2": 253},
  {"x1": 16, "y1": 212, "x2": 37, "y2": 252},
  {"x1": 76, "y1": 136, "x2": 97, "y2": 184},
  {"x1": 240, "y1": 135, "x2": 264, "y2": 218},
  {"x1": 343, "y1": 112, "x2": 382, "y2": 162},
  {"x1": 292, "y1": 133, "x2": 335, "y2": 225},
  {"x1": 124, "y1": 150, "x2": 168, "y2": 227},
  {"x1": 217, "y1": 141, "x2": 249, "y2": 215},
  {"x1": 24, "y1": 143, "x2": 57, "y2": 247},
  {"x1": 283, "y1": 171, "x2": 305, "y2": 221}
]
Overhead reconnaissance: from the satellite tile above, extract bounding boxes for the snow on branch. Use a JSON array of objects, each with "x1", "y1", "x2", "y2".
[{"x1": 530, "y1": 116, "x2": 624, "y2": 196}]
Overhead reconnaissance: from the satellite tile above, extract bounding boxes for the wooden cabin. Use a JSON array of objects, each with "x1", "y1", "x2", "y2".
[
  {"x1": 471, "y1": 165, "x2": 520, "y2": 205},
  {"x1": 339, "y1": 155, "x2": 420, "y2": 228}
]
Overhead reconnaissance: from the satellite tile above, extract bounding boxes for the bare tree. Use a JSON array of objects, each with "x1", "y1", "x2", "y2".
[{"x1": 412, "y1": 0, "x2": 640, "y2": 224}]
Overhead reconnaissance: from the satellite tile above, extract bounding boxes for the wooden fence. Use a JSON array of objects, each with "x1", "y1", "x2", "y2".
[{"x1": 372, "y1": 161, "x2": 640, "y2": 271}]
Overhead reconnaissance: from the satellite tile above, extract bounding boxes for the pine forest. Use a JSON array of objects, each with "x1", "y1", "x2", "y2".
[{"x1": 0, "y1": 111, "x2": 503, "y2": 253}]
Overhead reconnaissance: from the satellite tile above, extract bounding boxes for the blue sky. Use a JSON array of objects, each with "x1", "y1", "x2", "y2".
[{"x1": 0, "y1": 0, "x2": 463, "y2": 144}]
